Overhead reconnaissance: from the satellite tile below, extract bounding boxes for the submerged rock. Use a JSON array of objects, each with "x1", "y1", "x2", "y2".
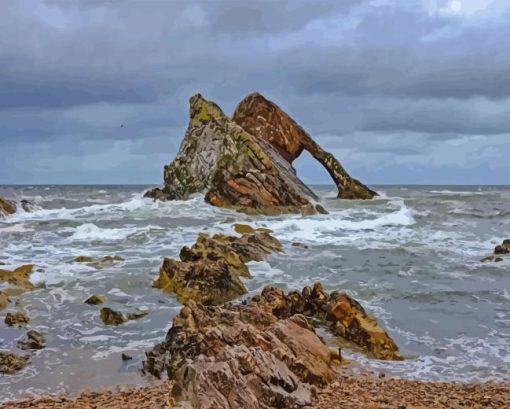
[
  {"x1": 0, "y1": 351, "x2": 30, "y2": 374},
  {"x1": 154, "y1": 229, "x2": 282, "y2": 305},
  {"x1": 0, "y1": 197, "x2": 17, "y2": 216},
  {"x1": 481, "y1": 255, "x2": 504, "y2": 263},
  {"x1": 145, "y1": 284, "x2": 399, "y2": 408},
  {"x1": 4, "y1": 311, "x2": 30, "y2": 327},
  {"x1": 74, "y1": 255, "x2": 124, "y2": 268},
  {"x1": 233, "y1": 93, "x2": 377, "y2": 200},
  {"x1": 100, "y1": 307, "x2": 148, "y2": 326},
  {"x1": 147, "y1": 94, "x2": 330, "y2": 215},
  {"x1": 0, "y1": 265, "x2": 35, "y2": 290},
  {"x1": 17, "y1": 330, "x2": 46, "y2": 350},
  {"x1": 74, "y1": 255, "x2": 94, "y2": 263},
  {"x1": 84, "y1": 294, "x2": 108, "y2": 305}
]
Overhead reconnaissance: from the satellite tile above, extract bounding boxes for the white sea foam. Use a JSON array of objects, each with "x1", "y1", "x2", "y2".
[{"x1": 67, "y1": 223, "x2": 164, "y2": 242}]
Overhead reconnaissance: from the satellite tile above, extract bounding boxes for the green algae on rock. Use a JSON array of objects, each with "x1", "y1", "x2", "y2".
[{"x1": 145, "y1": 94, "x2": 329, "y2": 215}]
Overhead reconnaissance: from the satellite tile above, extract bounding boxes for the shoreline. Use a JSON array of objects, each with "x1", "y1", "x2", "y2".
[{"x1": 1, "y1": 370, "x2": 508, "y2": 409}]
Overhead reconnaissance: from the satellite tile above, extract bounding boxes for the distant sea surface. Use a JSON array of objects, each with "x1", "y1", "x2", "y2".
[{"x1": 0, "y1": 185, "x2": 509, "y2": 402}]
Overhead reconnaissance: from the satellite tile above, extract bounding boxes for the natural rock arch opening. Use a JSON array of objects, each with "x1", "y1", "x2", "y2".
[{"x1": 292, "y1": 149, "x2": 332, "y2": 188}]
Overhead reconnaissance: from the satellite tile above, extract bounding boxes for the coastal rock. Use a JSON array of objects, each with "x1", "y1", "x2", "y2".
[
  {"x1": 84, "y1": 295, "x2": 107, "y2": 305},
  {"x1": 100, "y1": 307, "x2": 148, "y2": 326},
  {"x1": 481, "y1": 255, "x2": 503, "y2": 263},
  {"x1": 74, "y1": 256, "x2": 94, "y2": 263},
  {"x1": 148, "y1": 94, "x2": 327, "y2": 215},
  {"x1": 232, "y1": 93, "x2": 377, "y2": 200},
  {"x1": 0, "y1": 265, "x2": 35, "y2": 290},
  {"x1": 494, "y1": 239, "x2": 510, "y2": 254},
  {"x1": 0, "y1": 197, "x2": 17, "y2": 216},
  {"x1": 154, "y1": 229, "x2": 282, "y2": 305},
  {"x1": 0, "y1": 351, "x2": 30, "y2": 374},
  {"x1": 17, "y1": 330, "x2": 46, "y2": 350},
  {"x1": 20, "y1": 199, "x2": 34, "y2": 212},
  {"x1": 145, "y1": 285, "x2": 400, "y2": 408},
  {"x1": 0, "y1": 291, "x2": 10, "y2": 310},
  {"x1": 4, "y1": 311, "x2": 30, "y2": 327},
  {"x1": 74, "y1": 255, "x2": 124, "y2": 268}
]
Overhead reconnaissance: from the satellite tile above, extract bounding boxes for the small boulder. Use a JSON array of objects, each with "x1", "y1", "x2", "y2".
[
  {"x1": 17, "y1": 330, "x2": 46, "y2": 350},
  {"x1": 100, "y1": 308, "x2": 126, "y2": 326},
  {"x1": 0, "y1": 197, "x2": 16, "y2": 216},
  {"x1": 4, "y1": 311, "x2": 30, "y2": 327},
  {"x1": 20, "y1": 199, "x2": 34, "y2": 212},
  {"x1": 0, "y1": 351, "x2": 30, "y2": 374},
  {"x1": 121, "y1": 353, "x2": 133, "y2": 361},
  {"x1": 84, "y1": 295, "x2": 107, "y2": 305},
  {"x1": 494, "y1": 239, "x2": 510, "y2": 254},
  {"x1": 74, "y1": 256, "x2": 94, "y2": 263},
  {"x1": 0, "y1": 265, "x2": 35, "y2": 290}
]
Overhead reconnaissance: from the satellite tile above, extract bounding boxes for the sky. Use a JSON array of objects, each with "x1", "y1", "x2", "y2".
[{"x1": 1, "y1": 0, "x2": 510, "y2": 185}]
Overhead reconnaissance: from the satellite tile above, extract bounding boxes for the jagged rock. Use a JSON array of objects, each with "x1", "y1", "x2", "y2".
[
  {"x1": 154, "y1": 229, "x2": 282, "y2": 305},
  {"x1": 4, "y1": 311, "x2": 29, "y2": 327},
  {"x1": 0, "y1": 351, "x2": 30, "y2": 374},
  {"x1": 84, "y1": 295, "x2": 108, "y2": 305},
  {"x1": 145, "y1": 288, "x2": 337, "y2": 408},
  {"x1": 100, "y1": 307, "x2": 148, "y2": 326},
  {"x1": 232, "y1": 93, "x2": 377, "y2": 200},
  {"x1": 0, "y1": 265, "x2": 35, "y2": 290},
  {"x1": 148, "y1": 94, "x2": 328, "y2": 215},
  {"x1": 17, "y1": 330, "x2": 46, "y2": 350},
  {"x1": 0, "y1": 197, "x2": 17, "y2": 216},
  {"x1": 144, "y1": 285, "x2": 400, "y2": 408},
  {"x1": 0, "y1": 291, "x2": 10, "y2": 310},
  {"x1": 494, "y1": 239, "x2": 510, "y2": 254}
]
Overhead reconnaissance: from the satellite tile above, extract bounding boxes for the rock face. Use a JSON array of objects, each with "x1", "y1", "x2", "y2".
[
  {"x1": 154, "y1": 229, "x2": 282, "y2": 305},
  {"x1": 146, "y1": 94, "x2": 330, "y2": 215},
  {"x1": 0, "y1": 351, "x2": 30, "y2": 374},
  {"x1": 144, "y1": 285, "x2": 400, "y2": 408},
  {"x1": 232, "y1": 93, "x2": 377, "y2": 200},
  {"x1": 0, "y1": 197, "x2": 17, "y2": 216},
  {"x1": 0, "y1": 265, "x2": 35, "y2": 290}
]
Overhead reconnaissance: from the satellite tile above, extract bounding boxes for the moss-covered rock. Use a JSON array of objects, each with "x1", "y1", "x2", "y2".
[
  {"x1": 0, "y1": 351, "x2": 30, "y2": 374},
  {"x1": 17, "y1": 330, "x2": 46, "y2": 350},
  {"x1": 146, "y1": 94, "x2": 330, "y2": 215}
]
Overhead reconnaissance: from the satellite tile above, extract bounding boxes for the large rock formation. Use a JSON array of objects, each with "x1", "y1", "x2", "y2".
[
  {"x1": 154, "y1": 229, "x2": 282, "y2": 305},
  {"x1": 233, "y1": 93, "x2": 376, "y2": 200},
  {"x1": 144, "y1": 285, "x2": 400, "y2": 408},
  {"x1": 147, "y1": 93, "x2": 374, "y2": 214}
]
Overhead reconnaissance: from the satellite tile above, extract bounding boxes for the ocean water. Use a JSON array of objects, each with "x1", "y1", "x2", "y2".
[{"x1": 0, "y1": 184, "x2": 509, "y2": 402}]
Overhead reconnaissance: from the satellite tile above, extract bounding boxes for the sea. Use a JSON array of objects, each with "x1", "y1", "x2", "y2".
[{"x1": 0, "y1": 184, "x2": 509, "y2": 402}]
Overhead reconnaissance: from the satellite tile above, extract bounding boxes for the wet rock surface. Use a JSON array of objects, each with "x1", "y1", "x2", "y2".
[
  {"x1": 84, "y1": 295, "x2": 107, "y2": 305},
  {"x1": 99, "y1": 307, "x2": 148, "y2": 326},
  {"x1": 17, "y1": 330, "x2": 46, "y2": 350},
  {"x1": 74, "y1": 255, "x2": 124, "y2": 268},
  {"x1": 0, "y1": 351, "x2": 30, "y2": 374},
  {"x1": 0, "y1": 265, "x2": 35, "y2": 290},
  {"x1": 0, "y1": 197, "x2": 17, "y2": 216},
  {"x1": 144, "y1": 285, "x2": 399, "y2": 408},
  {"x1": 0, "y1": 291, "x2": 10, "y2": 310},
  {"x1": 494, "y1": 239, "x2": 510, "y2": 254},
  {"x1": 154, "y1": 229, "x2": 282, "y2": 305},
  {"x1": 146, "y1": 94, "x2": 332, "y2": 215},
  {"x1": 232, "y1": 93, "x2": 377, "y2": 200},
  {"x1": 4, "y1": 312, "x2": 30, "y2": 327}
]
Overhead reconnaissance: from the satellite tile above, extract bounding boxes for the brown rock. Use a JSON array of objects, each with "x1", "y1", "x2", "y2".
[
  {"x1": 0, "y1": 264, "x2": 35, "y2": 290},
  {"x1": 232, "y1": 93, "x2": 377, "y2": 200},
  {"x1": 494, "y1": 239, "x2": 510, "y2": 254},
  {"x1": 155, "y1": 229, "x2": 282, "y2": 305},
  {"x1": 0, "y1": 351, "x2": 30, "y2": 374},
  {"x1": 481, "y1": 255, "x2": 503, "y2": 263},
  {"x1": 74, "y1": 256, "x2": 94, "y2": 263},
  {"x1": 99, "y1": 307, "x2": 148, "y2": 326},
  {"x1": 0, "y1": 291, "x2": 10, "y2": 310},
  {"x1": 4, "y1": 311, "x2": 30, "y2": 327},
  {"x1": 0, "y1": 197, "x2": 17, "y2": 216},
  {"x1": 17, "y1": 330, "x2": 46, "y2": 350},
  {"x1": 84, "y1": 295, "x2": 108, "y2": 305}
]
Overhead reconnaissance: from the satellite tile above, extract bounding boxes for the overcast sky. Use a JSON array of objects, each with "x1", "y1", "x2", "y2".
[{"x1": 1, "y1": 0, "x2": 509, "y2": 185}]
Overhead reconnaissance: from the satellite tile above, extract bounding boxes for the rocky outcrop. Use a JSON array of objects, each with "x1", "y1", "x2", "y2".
[
  {"x1": 494, "y1": 239, "x2": 510, "y2": 255},
  {"x1": 154, "y1": 229, "x2": 282, "y2": 305},
  {"x1": 0, "y1": 197, "x2": 16, "y2": 216},
  {"x1": 232, "y1": 93, "x2": 377, "y2": 200},
  {"x1": 0, "y1": 351, "x2": 30, "y2": 374},
  {"x1": 146, "y1": 94, "x2": 330, "y2": 215},
  {"x1": 0, "y1": 291, "x2": 10, "y2": 310},
  {"x1": 144, "y1": 285, "x2": 400, "y2": 408},
  {"x1": 0, "y1": 265, "x2": 35, "y2": 290}
]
